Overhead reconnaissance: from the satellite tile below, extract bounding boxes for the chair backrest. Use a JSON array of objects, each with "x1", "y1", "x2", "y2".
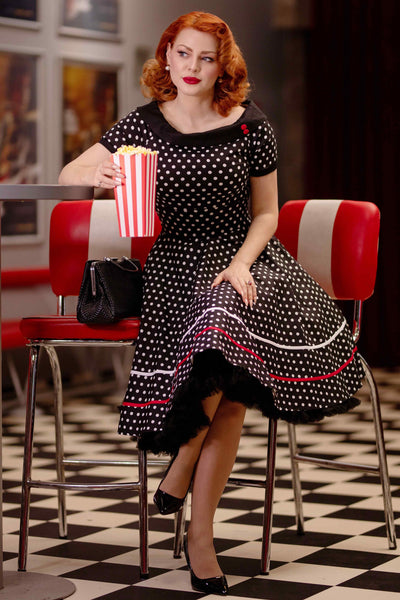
[
  {"x1": 49, "y1": 200, "x2": 161, "y2": 297},
  {"x1": 275, "y1": 199, "x2": 380, "y2": 301}
]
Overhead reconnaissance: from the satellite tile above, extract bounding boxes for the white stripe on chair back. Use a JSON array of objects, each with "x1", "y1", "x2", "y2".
[
  {"x1": 88, "y1": 200, "x2": 132, "y2": 260},
  {"x1": 88, "y1": 200, "x2": 131, "y2": 260},
  {"x1": 297, "y1": 200, "x2": 342, "y2": 298}
]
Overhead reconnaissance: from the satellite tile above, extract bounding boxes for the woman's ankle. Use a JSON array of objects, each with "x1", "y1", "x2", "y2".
[
  {"x1": 186, "y1": 528, "x2": 222, "y2": 578},
  {"x1": 159, "y1": 453, "x2": 195, "y2": 498}
]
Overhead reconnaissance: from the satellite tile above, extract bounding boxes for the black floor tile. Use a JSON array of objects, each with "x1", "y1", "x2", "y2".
[
  {"x1": 62, "y1": 561, "x2": 161, "y2": 584},
  {"x1": 301, "y1": 492, "x2": 362, "y2": 506},
  {"x1": 4, "y1": 506, "x2": 61, "y2": 520},
  {"x1": 35, "y1": 541, "x2": 132, "y2": 562},
  {"x1": 94, "y1": 587, "x2": 203, "y2": 600},
  {"x1": 326, "y1": 507, "x2": 387, "y2": 522},
  {"x1": 28, "y1": 521, "x2": 104, "y2": 539},
  {"x1": 271, "y1": 530, "x2": 348, "y2": 547},
  {"x1": 295, "y1": 547, "x2": 395, "y2": 569},
  {"x1": 342, "y1": 570, "x2": 400, "y2": 592},
  {"x1": 229, "y1": 577, "x2": 327, "y2": 599},
  {"x1": 219, "y1": 555, "x2": 263, "y2": 577},
  {"x1": 218, "y1": 496, "x2": 264, "y2": 511}
]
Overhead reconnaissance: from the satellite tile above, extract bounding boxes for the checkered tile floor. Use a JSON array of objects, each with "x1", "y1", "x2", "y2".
[{"x1": 2, "y1": 368, "x2": 400, "y2": 599}]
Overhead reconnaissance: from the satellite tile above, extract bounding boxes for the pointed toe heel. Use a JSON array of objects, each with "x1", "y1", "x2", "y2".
[
  {"x1": 183, "y1": 535, "x2": 228, "y2": 596},
  {"x1": 153, "y1": 487, "x2": 185, "y2": 515},
  {"x1": 153, "y1": 454, "x2": 190, "y2": 515}
]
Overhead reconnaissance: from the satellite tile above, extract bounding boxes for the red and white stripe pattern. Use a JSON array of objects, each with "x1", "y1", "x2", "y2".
[
  {"x1": 275, "y1": 199, "x2": 380, "y2": 301},
  {"x1": 88, "y1": 199, "x2": 131, "y2": 259},
  {"x1": 112, "y1": 152, "x2": 158, "y2": 237},
  {"x1": 297, "y1": 200, "x2": 342, "y2": 297},
  {"x1": 50, "y1": 200, "x2": 160, "y2": 297}
]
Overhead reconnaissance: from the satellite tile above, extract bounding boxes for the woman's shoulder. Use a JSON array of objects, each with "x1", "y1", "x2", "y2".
[
  {"x1": 242, "y1": 101, "x2": 272, "y2": 127},
  {"x1": 131, "y1": 101, "x2": 159, "y2": 120},
  {"x1": 100, "y1": 102, "x2": 157, "y2": 152}
]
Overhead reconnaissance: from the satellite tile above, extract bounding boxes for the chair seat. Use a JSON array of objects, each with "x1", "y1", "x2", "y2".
[
  {"x1": 3, "y1": 319, "x2": 27, "y2": 349},
  {"x1": 20, "y1": 315, "x2": 141, "y2": 341}
]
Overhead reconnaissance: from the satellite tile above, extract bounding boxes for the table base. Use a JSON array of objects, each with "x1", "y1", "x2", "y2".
[{"x1": 0, "y1": 571, "x2": 76, "y2": 599}]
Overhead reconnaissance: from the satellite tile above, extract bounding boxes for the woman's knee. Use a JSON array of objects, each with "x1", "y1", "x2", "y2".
[{"x1": 218, "y1": 396, "x2": 246, "y2": 419}]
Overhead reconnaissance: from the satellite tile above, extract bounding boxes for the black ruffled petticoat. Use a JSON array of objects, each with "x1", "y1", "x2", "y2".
[{"x1": 135, "y1": 349, "x2": 360, "y2": 456}]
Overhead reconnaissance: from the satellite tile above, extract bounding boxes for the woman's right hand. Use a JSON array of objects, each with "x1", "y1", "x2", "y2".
[
  {"x1": 94, "y1": 158, "x2": 125, "y2": 189},
  {"x1": 58, "y1": 142, "x2": 125, "y2": 188}
]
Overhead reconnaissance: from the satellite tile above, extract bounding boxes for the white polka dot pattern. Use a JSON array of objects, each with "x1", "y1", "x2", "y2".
[{"x1": 100, "y1": 101, "x2": 364, "y2": 450}]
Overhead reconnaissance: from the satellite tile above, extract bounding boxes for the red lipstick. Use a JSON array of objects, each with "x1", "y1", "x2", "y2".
[{"x1": 183, "y1": 77, "x2": 201, "y2": 84}]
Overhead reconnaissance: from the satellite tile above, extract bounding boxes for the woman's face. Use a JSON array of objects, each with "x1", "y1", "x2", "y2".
[{"x1": 166, "y1": 27, "x2": 220, "y2": 100}]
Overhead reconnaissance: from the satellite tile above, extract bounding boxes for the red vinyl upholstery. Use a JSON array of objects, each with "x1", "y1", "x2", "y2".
[
  {"x1": 2, "y1": 267, "x2": 51, "y2": 349},
  {"x1": 1, "y1": 267, "x2": 50, "y2": 288},
  {"x1": 50, "y1": 200, "x2": 161, "y2": 297},
  {"x1": 21, "y1": 199, "x2": 161, "y2": 341},
  {"x1": 3, "y1": 320, "x2": 26, "y2": 349},
  {"x1": 275, "y1": 199, "x2": 380, "y2": 300},
  {"x1": 19, "y1": 316, "x2": 141, "y2": 341}
]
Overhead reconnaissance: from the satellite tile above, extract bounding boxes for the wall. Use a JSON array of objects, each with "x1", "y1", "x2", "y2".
[{"x1": 0, "y1": 0, "x2": 281, "y2": 272}]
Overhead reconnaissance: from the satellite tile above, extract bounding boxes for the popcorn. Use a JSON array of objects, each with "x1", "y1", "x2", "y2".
[
  {"x1": 112, "y1": 146, "x2": 158, "y2": 237},
  {"x1": 115, "y1": 145, "x2": 158, "y2": 156}
]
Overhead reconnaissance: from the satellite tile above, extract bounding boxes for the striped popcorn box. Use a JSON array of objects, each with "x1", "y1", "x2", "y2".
[{"x1": 112, "y1": 145, "x2": 158, "y2": 237}]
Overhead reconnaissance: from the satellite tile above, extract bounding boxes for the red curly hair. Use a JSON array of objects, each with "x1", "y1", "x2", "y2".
[{"x1": 141, "y1": 11, "x2": 250, "y2": 117}]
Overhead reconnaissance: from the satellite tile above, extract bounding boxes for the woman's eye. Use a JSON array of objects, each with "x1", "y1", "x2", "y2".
[
  {"x1": 177, "y1": 50, "x2": 188, "y2": 57},
  {"x1": 202, "y1": 57, "x2": 214, "y2": 62}
]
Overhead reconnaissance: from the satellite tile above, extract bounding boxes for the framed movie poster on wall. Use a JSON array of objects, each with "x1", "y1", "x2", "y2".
[
  {"x1": 60, "y1": 0, "x2": 120, "y2": 41},
  {"x1": 0, "y1": 0, "x2": 39, "y2": 29},
  {"x1": 0, "y1": 49, "x2": 44, "y2": 244},
  {"x1": 62, "y1": 59, "x2": 119, "y2": 168}
]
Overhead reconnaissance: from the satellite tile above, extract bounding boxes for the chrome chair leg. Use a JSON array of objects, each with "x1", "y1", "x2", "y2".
[
  {"x1": 138, "y1": 448, "x2": 149, "y2": 577},
  {"x1": 287, "y1": 357, "x2": 396, "y2": 551},
  {"x1": 260, "y1": 418, "x2": 278, "y2": 574},
  {"x1": 360, "y1": 355, "x2": 397, "y2": 549},
  {"x1": 7, "y1": 353, "x2": 26, "y2": 406},
  {"x1": 287, "y1": 423, "x2": 305, "y2": 535},
  {"x1": 45, "y1": 345, "x2": 67, "y2": 538},
  {"x1": 173, "y1": 497, "x2": 188, "y2": 558},
  {"x1": 18, "y1": 345, "x2": 40, "y2": 571}
]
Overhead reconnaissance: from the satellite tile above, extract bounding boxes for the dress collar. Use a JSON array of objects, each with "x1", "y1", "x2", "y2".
[{"x1": 138, "y1": 100, "x2": 267, "y2": 146}]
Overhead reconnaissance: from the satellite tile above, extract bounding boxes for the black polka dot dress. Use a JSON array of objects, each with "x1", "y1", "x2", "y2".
[{"x1": 100, "y1": 100, "x2": 364, "y2": 455}]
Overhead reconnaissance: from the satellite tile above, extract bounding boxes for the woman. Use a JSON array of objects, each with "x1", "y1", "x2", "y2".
[{"x1": 59, "y1": 12, "x2": 364, "y2": 595}]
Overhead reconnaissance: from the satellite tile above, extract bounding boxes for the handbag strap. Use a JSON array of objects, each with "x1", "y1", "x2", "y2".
[
  {"x1": 90, "y1": 257, "x2": 140, "y2": 297},
  {"x1": 104, "y1": 256, "x2": 141, "y2": 273}
]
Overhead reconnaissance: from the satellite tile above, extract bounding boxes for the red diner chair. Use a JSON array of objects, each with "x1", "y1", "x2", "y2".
[
  {"x1": 17, "y1": 199, "x2": 168, "y2": 578},
  {"x1": 175, "y1": 199, "x2": 396, "y2": 575},
  {"x1": 275, "y1": 199, "x2": 396, "y2": 554}
]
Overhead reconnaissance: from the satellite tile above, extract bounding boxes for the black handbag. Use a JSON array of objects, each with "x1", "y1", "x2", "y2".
[{"x1": 77, "y1": 257, "x2": 143, "y2": 324}]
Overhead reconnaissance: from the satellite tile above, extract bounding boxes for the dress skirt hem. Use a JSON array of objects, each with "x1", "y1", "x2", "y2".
[{"x1": 128, "y1": 349, "x2": 360, "y2": 456}]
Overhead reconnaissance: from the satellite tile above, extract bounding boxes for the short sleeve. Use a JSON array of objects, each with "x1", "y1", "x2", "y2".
[
  {"x1": 248, "y1": 120, "x2": 278, "y2": 177},
  {"x1": 99, "y1": 108, "x2": 146, "y2": 152}
]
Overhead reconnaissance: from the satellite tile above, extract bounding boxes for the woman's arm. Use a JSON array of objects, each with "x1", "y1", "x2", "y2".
[
  {"x1": 211, "y1": 169, "x2": 278, "y2": 307},
  {"x1": 58, "y1": 142, "x2": 124, "y2": 188}
]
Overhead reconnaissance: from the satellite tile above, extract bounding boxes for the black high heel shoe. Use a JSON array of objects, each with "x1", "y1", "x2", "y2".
[
  {"x1": 183, "y1": 534, "x2": 228, "y2": 596},
  {"x1": 153, "y1": 455, "x2": 190, "y2": 515}
]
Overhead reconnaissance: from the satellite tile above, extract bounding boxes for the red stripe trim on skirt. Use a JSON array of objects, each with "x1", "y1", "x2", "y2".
[{"x1": 122, "y1": 326, "x2": 357, "y2": 407}]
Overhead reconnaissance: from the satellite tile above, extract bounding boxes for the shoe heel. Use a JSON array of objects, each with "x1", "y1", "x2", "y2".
[
  {"x1": 183, "y1": 534, "x2": 228, "y2": 596},
  {"x1": 153, "y1": 454, "x2": 190, "y2": 515}
]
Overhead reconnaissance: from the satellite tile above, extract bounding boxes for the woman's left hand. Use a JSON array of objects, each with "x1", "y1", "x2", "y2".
[{"x1": 211, "y1": 261, "x2": 257, "y2": 307}]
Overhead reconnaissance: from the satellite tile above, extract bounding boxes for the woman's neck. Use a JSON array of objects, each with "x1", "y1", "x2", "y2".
[
  {"x1": 161, "y1": 96, "x2": 219, "y2": 133},
  {"x1": 160, "y1": 96, "x2": 244, "y2": 134}
]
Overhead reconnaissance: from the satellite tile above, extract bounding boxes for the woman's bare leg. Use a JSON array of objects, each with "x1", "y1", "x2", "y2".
[
  {"x1": 187, "y1": 397, "x2": 246, "y2": 578},
  {"x1": 158, "y1": 390, "x2": 223, "y2": 499}
]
